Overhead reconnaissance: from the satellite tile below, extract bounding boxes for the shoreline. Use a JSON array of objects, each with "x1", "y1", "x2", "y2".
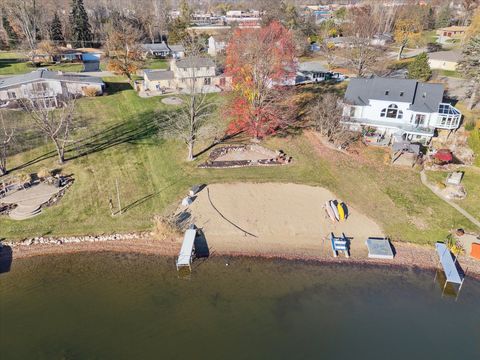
[{"x1": 3, "y1": 236, "x2": 480, "y2": 281}]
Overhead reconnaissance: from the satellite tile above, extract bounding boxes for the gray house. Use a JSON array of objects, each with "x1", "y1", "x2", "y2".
[
  {"x1": 142, "y1": 42, "x2": 185, "y2": 59},
  {"x1": 0, "y1": 69, "x2": 105, "y2": 107}
]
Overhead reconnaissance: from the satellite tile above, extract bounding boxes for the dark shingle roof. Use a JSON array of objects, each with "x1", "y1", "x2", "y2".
[
  {"x1": 142, "y1": 42, "x2": 170, "y2": 52},
  {"x1": 144, "y1": 70, "x2": 174, "y2": 81},
  {"x1": 0, "y1": 69, "x2": 104, "y2": 89},
  {"x1": 344, "y1": 77, "x2": 444, "y2": 113},
  {"x1": 175, "y1": 56, "x2": 215, "y2": 69}
]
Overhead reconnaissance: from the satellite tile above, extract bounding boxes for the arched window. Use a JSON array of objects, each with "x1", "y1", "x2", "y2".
[{"x1": 386, "y1": 104, "x2": 398, "y2": 119}]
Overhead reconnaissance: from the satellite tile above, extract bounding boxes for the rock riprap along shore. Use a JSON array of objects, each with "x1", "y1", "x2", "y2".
[{"x1": 2, "y1": 232, "x2": 150, "y2": 248}]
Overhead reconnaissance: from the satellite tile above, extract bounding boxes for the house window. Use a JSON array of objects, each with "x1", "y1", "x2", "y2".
[
  {"x1": 349, "y1": 106, "x2": 356, "y2": 117},
  {"x1": 400, "y1": 91, "x2": 404, "y2": 97},
  {"x1": 385, "y1": 90, "x2": 390, "y2": 95},
  {"x1": 380, "y1": 109, "x2": 386, "y2": 117},
  {"x1": 204, "y1": 77, "x2": 211, "y2": 85},
  {"x1": 32, "y1": 82, "x2": 49, "y2": 93},
  {"x1": 7, "y1": 91, "x2": 16, "y2": 99},
  {"x1": 398, "y1": 110, "x2": 403, "y2": 119},
  {"x1": 385, "y1": 104, "x2": 398, "y2": 118},
  {"x1": 415, "y1": 114, "x2": 426, "y2": 126}
]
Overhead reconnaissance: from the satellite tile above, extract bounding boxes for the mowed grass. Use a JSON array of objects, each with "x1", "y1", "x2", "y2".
[
  {"x1": 145, "y1": 59, "x2": 169, "y2": 70},
  {"x1": 0, "y1": 79, "x2": 477, "y2": 243},
  {"x1": 0, "y1": 52, "x2": 32, "y2": 75},
  {"x1": 426, "y1": 168, "x2": 480, "y2": 220},
  {"x1": 0, "y1": 51, "x2": 85, "y2": 75}
]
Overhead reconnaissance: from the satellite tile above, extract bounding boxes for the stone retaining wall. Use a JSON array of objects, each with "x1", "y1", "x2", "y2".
[
  {"x1": 199, "y1": 144, "x2": 292, "y2": 169},
  {"x1": 1, "y1": 232, "x2": 151, "y2": 248}
]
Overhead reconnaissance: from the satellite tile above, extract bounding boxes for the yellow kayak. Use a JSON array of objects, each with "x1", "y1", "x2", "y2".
[{"x1": 337, "y1": 202, "x2": 345, "y2": 221}]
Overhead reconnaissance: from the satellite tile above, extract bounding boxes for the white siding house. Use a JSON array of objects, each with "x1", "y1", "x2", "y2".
[
  {"x1": 342, "y1": 77, "x2": 461, "y2": 143},
  {"x1": 0, "y1": 69, "x2": 105, "y2": 107}
]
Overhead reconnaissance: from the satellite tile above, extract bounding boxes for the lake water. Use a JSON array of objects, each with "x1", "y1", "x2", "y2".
[{"x1": 0, "y1": 253, "x2": 479, "y2": 360}]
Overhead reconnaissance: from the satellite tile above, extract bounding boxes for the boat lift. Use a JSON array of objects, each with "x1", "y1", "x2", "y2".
[
  {"x1": 434, "y1": 242, "x2": 466, "y2": 300},
  {"x1": 330, "y1": 232, "x2": 350, "y2": 258}
]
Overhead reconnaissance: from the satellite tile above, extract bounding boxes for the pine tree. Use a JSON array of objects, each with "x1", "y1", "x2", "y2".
[
  {"x1": 435, "y1": 6, "x2": 451, "y2": 28},
  {"x1": 407, "y1": 52, "x2": 432, "y2": 81},
  {"x1": 70, "y1": 0, "x2": 92, "y2": 48},
  {"x1": 458, "y1": 35, "x2": 480, "y2": 110},
  {"x1": 2, "y1": 16, "x2": 17, "y2": 48},
  {"x1": 50, "y1": 12, "x2": 64, "y2": 45}
]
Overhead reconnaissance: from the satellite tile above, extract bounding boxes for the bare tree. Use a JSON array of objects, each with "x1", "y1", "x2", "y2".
[
  {"x1": 22, "y1": 96, "x2": 76, "y2": 165},
  {"x1": 0, "y1": 112, "x2": 15, "y2": 176},
  {"x1": 341, "y1": 7, "x2": 384, "y2": 77},
  {"x1": 311, "y1": 93, "x2": 357, "y2": 149},
  {"x1": 6, "y1": 0, "x2": 38, "y2": 60},
  {"x1": 105, "y1": 17, "x2": 145, "y2": 82},
  {"x1": 164, "y1": 38, "x2": 215, "y2": 161}
]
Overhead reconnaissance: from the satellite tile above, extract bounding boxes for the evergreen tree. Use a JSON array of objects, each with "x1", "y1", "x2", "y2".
[
  {"x1": 50, "y1": 12, "x2": 64, "y2": 45},
  {"x1": 408, "y1": 52, "x2": 432, "y2": 81},
  {"x1": 70, "y1": 0, "x2": 92, "y2": 48},
  {"x1": 2, "y1": 16, "x2": 17, "y2": 48},
  {"x1": 179, "y1": 0, "x2": 192, "y2": 24},
  {"x1": 458, "y1": 35, "x2": 480, "y2": 110},
  {"x1": 435, "y1": 6, "x2": 451, "y2": 28}
]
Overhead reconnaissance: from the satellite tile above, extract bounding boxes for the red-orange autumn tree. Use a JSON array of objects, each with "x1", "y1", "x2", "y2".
[{"x1": 225, "y1": 21, "x2": 297, "y2": 139}]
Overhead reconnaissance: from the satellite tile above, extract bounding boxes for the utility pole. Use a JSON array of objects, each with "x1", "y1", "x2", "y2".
[{"x1": 115, "y1": 178, "x2": 122, "y2": 215}]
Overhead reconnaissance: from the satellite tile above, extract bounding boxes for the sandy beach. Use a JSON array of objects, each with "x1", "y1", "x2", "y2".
[{"x1": 2, "y1": 183, "x2": 480, "y2": 279}]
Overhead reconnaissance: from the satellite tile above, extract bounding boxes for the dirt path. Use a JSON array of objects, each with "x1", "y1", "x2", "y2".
[{"x1": 420, "y1": 170, "x2": 480, "y2": 229}]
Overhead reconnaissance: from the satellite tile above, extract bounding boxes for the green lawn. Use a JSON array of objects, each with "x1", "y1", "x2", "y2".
[
  {"x1": 436, "y1": 69, "x2": 463, "y2": 78},
  {"x1": 47, "y1": 63, "x2": 84, "y2": 72},
  {"x1": 426, "y1": 168, "x2": 480, "y2": 220},
  {"x1": 0, "y1": 80, "x2": 477, "y2": 242},
  {"x1": 0, "y1": 52, "x2": 32, "y2": 75},
  {"x1": 0, "y1": 51, "x2": 87, "y2": 75},
  {"x1": 144, "y1": 59, "x2": 169, "y2": 70}
]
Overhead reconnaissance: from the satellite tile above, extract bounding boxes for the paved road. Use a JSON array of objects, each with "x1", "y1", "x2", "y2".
[{"x1": 420, "y1": 170, "x2": 480, "y2": 229}]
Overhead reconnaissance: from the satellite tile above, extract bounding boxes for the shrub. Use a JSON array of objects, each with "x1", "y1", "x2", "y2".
[
  {"x1": 465, "y1": 118, "x2": 475, "y2": 131},
  {"x1": 83, "y1": 86, "x2": 99, "y2": 97},
  {"x1": 152, "y1": 216, "x2": 181, "y2": 242},
  {"x1": 37, "y1": 168, "x2": 51, "y2": 179}
]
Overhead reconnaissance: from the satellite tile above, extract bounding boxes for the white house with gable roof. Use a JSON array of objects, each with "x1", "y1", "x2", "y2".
[{"x1": 342, "y1": 77, "x2": 461, "y2": 143}]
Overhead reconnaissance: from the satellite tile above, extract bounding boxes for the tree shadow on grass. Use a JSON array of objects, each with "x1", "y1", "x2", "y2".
[
  {"x1": 0, "y1": 57, "x2": 27, "y2": 72},
  {"x1": 69, "y1": 110, "x2": 177, "y2": 160},
  {"x1": 7, "y1": 111, "x2": 172, "y2": 174},
  {"x1": 104, "y1": 81, "x2": 133, "y2": 95},
  {"x1": 115, "y1": 173, "x2": 187, "y2": 215}
]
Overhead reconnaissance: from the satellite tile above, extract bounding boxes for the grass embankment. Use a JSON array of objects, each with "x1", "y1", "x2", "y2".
[
  {"x1": 455, "y1": 103, "x2": 480, "y2": 167},
  {"x1": 0, "y1": 78, "x2": 477, "y2": 242}
]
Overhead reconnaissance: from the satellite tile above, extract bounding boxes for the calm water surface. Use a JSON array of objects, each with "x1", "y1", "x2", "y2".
[{"x1": 0, "y1": 253, "x2": 479, "y2": 360}]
